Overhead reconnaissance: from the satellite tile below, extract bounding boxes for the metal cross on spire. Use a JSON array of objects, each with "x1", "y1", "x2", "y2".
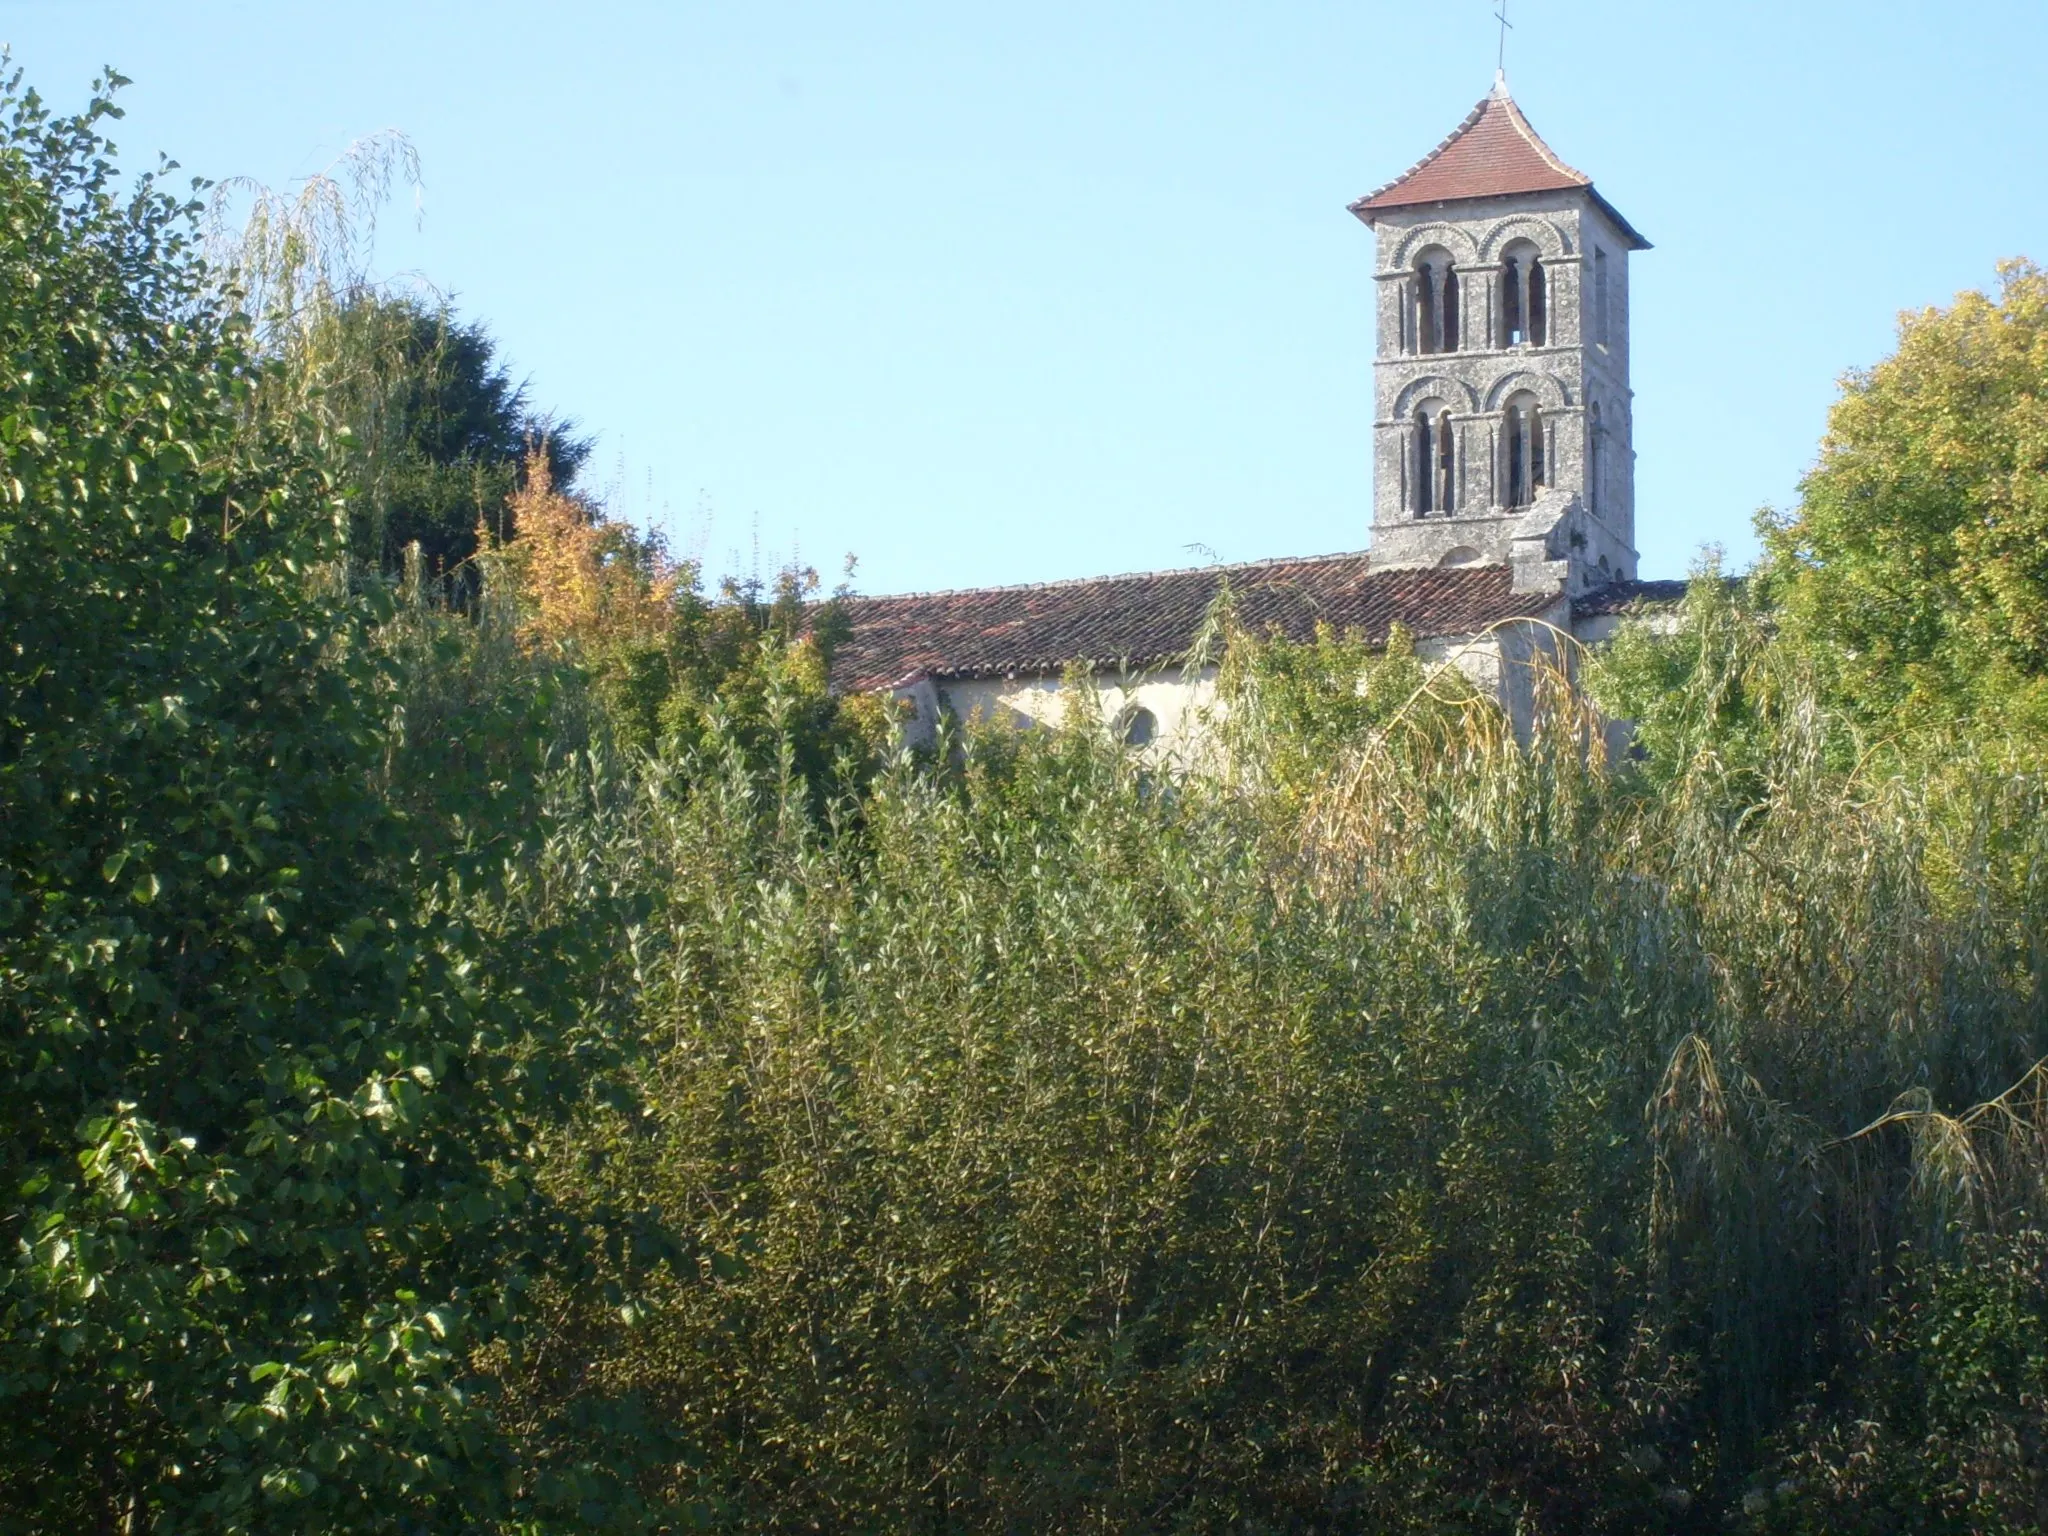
[{"x1": 1494, "y1": 0, "x2": 1514, "y2": 80}]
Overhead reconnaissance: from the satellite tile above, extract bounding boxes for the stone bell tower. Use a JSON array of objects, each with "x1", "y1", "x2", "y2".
[{"x1": 1350, "y1": 76, "x2": 1648, "y2": 592}]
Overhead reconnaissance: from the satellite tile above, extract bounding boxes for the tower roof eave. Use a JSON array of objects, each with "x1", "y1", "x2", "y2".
[
  {"x1": 1350, "y1": 185, "x2": 1652, "y2": 252},
  {"x1": 1347, "y1": 80, "x2": 1650, "y2": 250}
]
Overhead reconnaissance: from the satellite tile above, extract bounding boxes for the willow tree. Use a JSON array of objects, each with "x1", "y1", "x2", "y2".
[{"x1": 209, "y1": 133, "x2": 587, "y2": 588}]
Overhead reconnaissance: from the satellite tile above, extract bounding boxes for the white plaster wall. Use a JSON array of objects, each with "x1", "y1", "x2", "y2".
[
  {"x1": 883, "y1": 610, "x2": 1654, "y2": 766},
  {"x1": 936, "y1": 666, "x2": 1225, "y2": 767},
  {"x1": 1416, "y1": 631, "x2": 1499, "y2": 693},
  {"x1": 903, "y1": 635, "x2": 1555, "y2": 761},
  {"x1": 1572, "y1": 608, "x2": 1683, "y2": 647},
  {"x1": 939, "y1": 674, "x2": 1067, "y2": 734},
  {"x1": 1417, "y1": 616, "x2": 1579, "y2": 742}
]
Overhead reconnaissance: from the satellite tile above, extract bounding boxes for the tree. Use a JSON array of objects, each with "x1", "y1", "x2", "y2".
[
  {"x1": 1762, "y1": 260, "x2": 2048, "y2": 731},
  {"x1": 490, "y1": 452, "x2": 877, "y2": 776},
  {"x1": 329, "y1": 294, "x2": 590, "y2": 583},
  {"x1": 206, "y1": 138, "x2": 588, "y2": 588},
  {"x1": 0, "y1": 73, "x2": 643, "y2": 1532}
]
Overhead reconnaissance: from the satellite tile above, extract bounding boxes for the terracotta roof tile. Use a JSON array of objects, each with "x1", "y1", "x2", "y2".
[
  {"x1": 829, "y1": 554, "x2": 1560, "y2": 693},
  {"x1": 1350, "y1": 82, "x2": 1649, "y2": 249},
  {"x1": 1572, "y1": 579, "x2": 1690, "y2": 618}
]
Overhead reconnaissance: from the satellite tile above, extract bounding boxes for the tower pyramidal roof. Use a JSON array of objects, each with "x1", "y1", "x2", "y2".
[{"x1": 1350, "y1": 77, "x2": 1649, "y2": 248}]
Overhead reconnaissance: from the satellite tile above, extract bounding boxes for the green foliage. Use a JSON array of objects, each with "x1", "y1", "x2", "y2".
[
  {"x1": 485, "y1": 455, "x2": 876, "y2": 779},
  {"x1": 328, "y1": 294, "x2": 590, "y2": 583},
  {"x1": 1591, "y1": 556, "x2": 1834, "y2": 811},
  {"x1": 0, "y1": 74, "x2": 654, "y2": 1532},
  {"x1": 9, "y1": 57, "x2": 2048, "y2": 1536},
  {"x1": 651, "y1": 567, "x2": 870, "y2": 780},
  {"x1": 1212, "y1": 617, "x2": 1445, "y2": 798},
  {"x1": 206, "y1": 138, "x2": 587, "y2": 590},
  {"x1": 1756, "y1": 1228, "x2": 2048, "y2": 1534},
  {"x1": 549, "y1": 712, "x2": 1671, "y2": 1531},
  {"x1": 507, "y1": 606, "x2": 2048, "y2": 1530},
  {"x1": 1763, "y1": 261, "x2": 2048, "y2": 734}
]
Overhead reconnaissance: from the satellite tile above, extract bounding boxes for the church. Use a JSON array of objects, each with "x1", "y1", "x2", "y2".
[{"x1": 830, "y1": 78, "x2": 1683, "y2": 751}]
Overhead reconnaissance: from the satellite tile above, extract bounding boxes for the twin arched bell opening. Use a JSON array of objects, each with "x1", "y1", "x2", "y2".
[
  {"x1": 1410, "y1": 391, "x2": 1548, "y2": 518},
  {"x1": 1407, "y1": 242, "x2": 1549, "y2": 357}
]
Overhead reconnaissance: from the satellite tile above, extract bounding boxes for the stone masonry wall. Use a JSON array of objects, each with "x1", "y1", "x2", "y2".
[{"x1": 1367, "y1": 188, "x2": 1638, "y2": 586}]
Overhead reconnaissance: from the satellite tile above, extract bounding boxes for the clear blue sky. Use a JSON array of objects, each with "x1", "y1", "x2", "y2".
[{"x1": 12, "y1": 1, "x2": 2046, "y2": 591}]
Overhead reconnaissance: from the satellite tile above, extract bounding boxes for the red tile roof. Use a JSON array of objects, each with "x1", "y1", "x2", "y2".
[
  {"x1": 1573, "y1": 579, "x2": 1690, "y2": 618},
  {"x1": 1350, "y1": 81, "x2": 1649, "y2": 249},
  {"x1": 829, "y1": 554, "x2": 1561, "y2": 693}
]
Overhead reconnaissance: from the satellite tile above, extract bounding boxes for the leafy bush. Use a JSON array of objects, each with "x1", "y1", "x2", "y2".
[
  {"x1": 0, "y1": 75, "x2": 652, "y2": 1533},
  {"x1": 1755, "y1": 1227, "x2": 2048, "y2": 1534},
  {"x1": 487, "y1": 453, "x2": 876, "y2": 778}
]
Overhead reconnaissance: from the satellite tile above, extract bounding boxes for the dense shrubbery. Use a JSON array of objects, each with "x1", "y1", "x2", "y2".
[
  {"x1": 0, "y1": 77, "x2": 659, "y2": 1532},
  {"x1": 4, "y1": 68, "x2": 2048, "y2": 1533},
  {"x1": 512, "y1": 620, "x2": 2048, "y2": 1532}
]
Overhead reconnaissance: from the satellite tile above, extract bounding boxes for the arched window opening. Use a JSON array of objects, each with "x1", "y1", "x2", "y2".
[
  {"x1": 1413, "y1": 408, "x2": 1436, "y2": 515},
  {"x1": 1435, "y1": 408, "x2": 1456, "y2": 514},
  {"x1": 1413, "y1": 404, "x2": 1456, "y2": 516},
  {"x1": 1502, "y1": 393, "x2": 1545, "y2": 510},
  {"x1": 1412, "y1": 250, "x2": 1457, "y2": 355},
  {"x1": 1500, "y1": 241, "x2": 1547, "y2": 348},
  {"x1": 1119, "y1": 706, "x2": 1157, "y2": 749}
]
